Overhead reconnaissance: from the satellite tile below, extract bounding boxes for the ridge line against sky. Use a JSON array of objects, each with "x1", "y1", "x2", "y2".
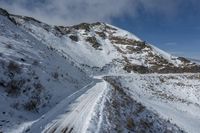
[{"x1": 0, "y1": 0, "x2": 199, "y2": 59}]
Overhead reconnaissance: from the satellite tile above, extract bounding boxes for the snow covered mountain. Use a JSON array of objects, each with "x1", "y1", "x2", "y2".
[
  {"x1": 0, "y1": 8, "x2": 200, "y2": 133},
  {"x1": 189, "y1": 58, "x2": 200, "y2": 64}
]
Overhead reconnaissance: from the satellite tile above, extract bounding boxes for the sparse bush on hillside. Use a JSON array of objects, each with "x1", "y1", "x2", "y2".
[
  {"x1": 140, "y1": 119, "x2": 152, "y2": 129},
  {"x1": 7, "y1": 61, "x2": 21, "y2": 73},
  {"x1": 33, "y1": 82, "x2": 44, "y2": 93},
  {"x1": 24, "y1": 99, "x2": 38, "y2": 111},
  {"x1": 6, "y1": 79, "x2": 25, "y2": 96},
  {"x1": 127, "y1": 118, "x2": 135, "y2": 130},
  {"x1": 52, "y1": 72, "x2": 59, "y2": 79}
]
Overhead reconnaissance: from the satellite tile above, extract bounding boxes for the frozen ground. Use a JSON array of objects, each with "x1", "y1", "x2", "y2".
[{"x1": 105, "y1": 74, "x2": 200, "y2": 133}]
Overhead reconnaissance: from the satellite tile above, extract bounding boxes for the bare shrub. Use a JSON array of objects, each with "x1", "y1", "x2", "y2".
[
  {"x1": 127, "y1": 118, "x2": 135, "y2": 129},
  {"x1": 7, "y1": 61, "x2": 21, "y2": 73},
  {"x1": 33, "y1": 82, "x2": 44, "y2": 93},
  {"x1": 6, "y1": 79, "x2": 25, "y2": 96},
  {"x1": 52, "y1": 72, "x2": 59, "y2": 79},
  {"x1": 24, "y1": 100, "x2": 38, "y2": 111}
]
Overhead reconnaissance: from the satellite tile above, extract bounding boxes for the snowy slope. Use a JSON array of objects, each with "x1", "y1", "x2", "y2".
[
  {"x1": 150, "y1": 44, "x2": 182, "y2": 66},
  {"x1": 1, "y1": 8, "x2": 200, "y2": 133},
  {"x1": 106, "y1": 74, "x2": 200, "y2": 133},
  {"x1": 0, "y1": 9, "x2": 92, "y2": 132}
]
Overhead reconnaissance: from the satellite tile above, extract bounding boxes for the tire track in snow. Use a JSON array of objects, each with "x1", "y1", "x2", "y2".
[
  {"x1": 95, "y1": 81, "x2": 108, "y2": 133},
  {"x1": 23, "y1": 80, "x2": 97, "y2": 133},
  {"x1": 42, "y1": 80, "x2": 106, "y2": 133}
]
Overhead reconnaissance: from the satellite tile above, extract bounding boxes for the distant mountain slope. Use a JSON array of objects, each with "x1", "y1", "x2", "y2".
[
  {"x1": 7, "y1": 10, "x2": 199, "y2": 74},
  {"x1": 188, "y1": 58, "x2": 200, "y2": 64}
]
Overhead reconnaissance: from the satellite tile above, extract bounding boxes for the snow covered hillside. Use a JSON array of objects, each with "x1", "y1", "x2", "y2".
[
  {"x1": 0, "y1": 8, "x2": 200, "y2": 133},
  {"x1": 0, "y1": 8, "x2": 92, "y2": 132},
  {"x1": 105, "y1": 74, "x2": 200, "y2": 133}
]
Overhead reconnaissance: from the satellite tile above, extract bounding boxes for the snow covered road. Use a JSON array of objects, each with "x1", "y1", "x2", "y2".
[
  {"x1": 22, "y1": 79, "x2": 107, "y2": 133},
  {"x1": 7, "y1": 74, "x2": 200, "y2": 133}
]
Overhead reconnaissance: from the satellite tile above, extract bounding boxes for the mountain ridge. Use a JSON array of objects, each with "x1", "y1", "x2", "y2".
[{"x1": 1, "y1": 7, "x2": 199, "y2": 74}]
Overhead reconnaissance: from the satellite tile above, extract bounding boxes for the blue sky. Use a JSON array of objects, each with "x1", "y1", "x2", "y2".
[
  {"x1": 0, "y1": 0, "x2": 199, "y2": 59},
  {"x1": 112, "y1": 0, "x2": 200, "y2": 59}
]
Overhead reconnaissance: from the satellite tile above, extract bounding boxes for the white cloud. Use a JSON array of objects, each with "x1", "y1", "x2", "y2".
[
  {"x1": 0, "y1": 0, "x2": 184, "y2": 25},
  {"x1": 138, "y1": 0, "x2": 181, "y2": 17}
]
